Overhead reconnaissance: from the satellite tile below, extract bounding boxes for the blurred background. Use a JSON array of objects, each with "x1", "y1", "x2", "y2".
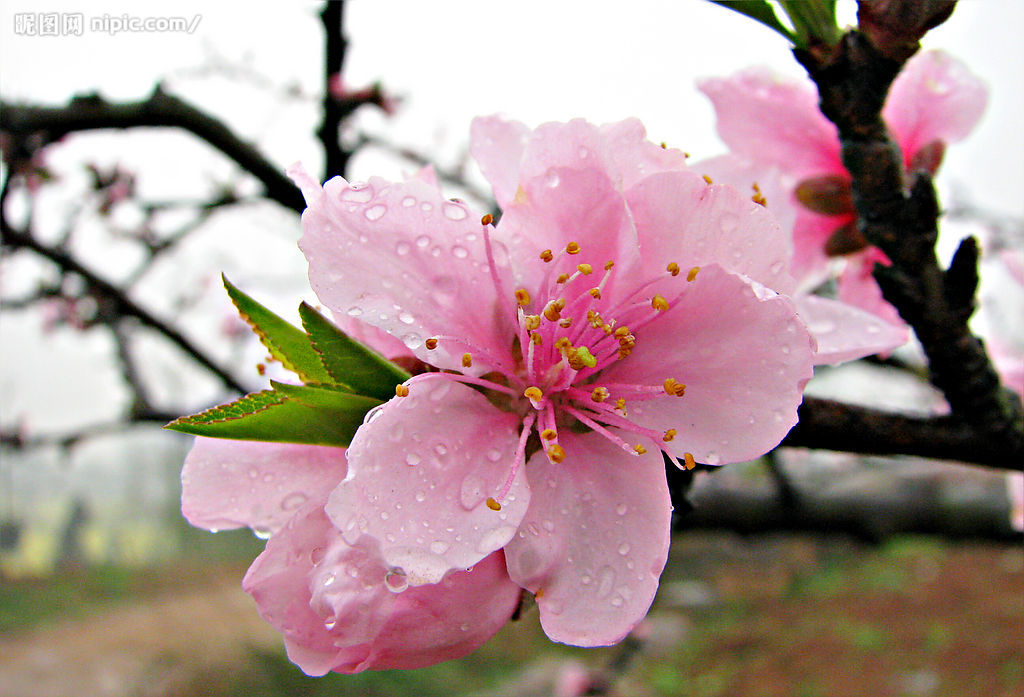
[{"x1": 1, "y1": 1, "x2": 1022, "y2": 695}]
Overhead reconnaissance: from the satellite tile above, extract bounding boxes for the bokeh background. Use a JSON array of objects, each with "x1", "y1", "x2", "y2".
[{"x1": 1, "y1": 2, "x2": 1022, "y2": 695}]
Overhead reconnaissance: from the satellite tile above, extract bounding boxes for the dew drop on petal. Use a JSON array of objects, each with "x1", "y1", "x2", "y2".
[
  {"x1": 405, "y1": 453, "x2": 421, "y2": 467},
  {"x1": 618, "y1": 542, "x2": 631, "y2": 556},
  {"x1": 324, "y1": 618, "x2": 337, "y2": 630},
  {"x1": 542, "y1": 519, "x2": 556, "y2": 532},
  {"x1": 346, "y1": 306, "x2": 363, "y2": 317},
  {"x1": 398, "y1": 310, "x2": 415, "y2": 324},
  {"x1": 719, "y1": 212, "x2": 739, "y2": 234},
  {"x1": 401, "y1": 196, "x2": 417, "y2": 207},
  {"x1": 434, "y1": 443, "x2": 448, "y2": 456},
  {"x1": 415, "y1": 234, "x2": 431, "y2": 248},
  {"x1": 395, "y1": 241, "x2": 411, "y2": 256},
  {"x1": 341, "y1": 186, "x2": 372, "y2": 203},
  {"x1": 615, "y1": 502, "x2": 628, "y2": 516},
  {"x1": 486, "y1": 448, "x2": 502, "y2": 463},
  {"x1": 364, "y1": 204, "x2": 386, "y2": 220},
  {"x1": 477, "y1": 525, "x2": 516, "y2": 553},
  {"x1": 442, "y1": 201, "x2": 467, "y2": 220},
  {"x1": 280, "y1": 492, "x2": 308, "y2": 511},
  {"x1": 770, "y1": 260, "x2": 785, "y2": 275},
  {"x1": 323, "y1": 572, "x2": 337, "y2": 587},
  {"x1": 362, "y1": 404, "x2": 386, "y2": 425},
  {"x1": 596, "y1": 565, "x2": 616, "y2": 598},
  {"x1": 451, "y1": 245, "x2": 469, "y2": 259},
  {"x1": 429, "y1": 540, "x2": 449, "y2": 555},
  {"x1": 384, "y1": 567, "x2": 409, "y2": 593},
  {"x1": 459, "y1": 474, "x2": 486, "y2": 510},
  {"x1": 252, "y1": 525, "x2": 272, "y2": 540},
  {"x1": 402, "y1": 333, "x2": 423, "y2": 349},
  {"x1": 545, "y1": 169, "x2": 560, "y2": 188},
  {"x1": 415, "y1": 490, "x2": 427, "y2": 502}
]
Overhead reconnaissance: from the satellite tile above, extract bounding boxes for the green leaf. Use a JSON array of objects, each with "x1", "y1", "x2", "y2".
[
  {"x1": 222, "y1": 275, "x2": 333, "y2": 384},
  {"x1": 298, "y1": 302, "x2": 411, "y2": 402},
  {"x1": 165, "y1": 385, "x2": 381, "y2": 447},
  {"x1": 709, "y1": 0, "x2": 797, "y2": 44},
  {"x1": 779, "y1": 0, "x2": 839, "y2": 46}
]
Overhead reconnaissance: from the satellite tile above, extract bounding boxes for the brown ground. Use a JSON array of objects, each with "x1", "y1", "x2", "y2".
[{"x1": 1, "y1": 534, "x2": 1021, "y2": 697}]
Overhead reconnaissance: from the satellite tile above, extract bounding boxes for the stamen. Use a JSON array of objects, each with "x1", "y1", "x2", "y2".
[
  {"x1": 485, "y1": 497, "x2": 502, "y2": 511},
  {"x1": 651, "y1": 294, "x2": 670, "y2": 312},
  {"x1": 547, "y1": 443, "x2": 566, "y2": 463},
  {"x1": 576, "y1": 263, "x2": 593, "y2": 275},
  {"x1": 524, "y1": 314, "x2": 541, "y2": 331},
  {"x1": 481, "y1": 213, "x2": 494, "y2": 225},
  {"x1": 540, "y1": 429, "x2": 557, "y2": 440},
  {"x1": 683, "y1": 452, "x2": 696, "y2": 470},
  {"x1": 563, "y1": 405, "x2": 637, "y2": 456},
  {"x1": 543, "y1": 301, "x2": 562, "y2": 322},
  {"x1": 558, "y1": 317, "x2": 573, "y2": 328},
  {"x1": 405, "y1": 371, "x2": 518, "y2": 397},
  {"x1": 634, "y1": 444, "x2": 647, "y2": 455},
  {"x1": 524, "y1": 386, "x2": 544, "y2": 408},
  {"x1": 425, "y1": 338, "x2": 438, "y2": 350},
  {"x1": 515, "y1": 288, "x2": 531, "y2": 307},
  {"x1": 566, "y1": 241, "x2": 581, "y2": 255},
  {"x1": 495, "y1": 412, "x2": 536, "y2": 501},
  {"x1": 530, "y1": 333, "x2": 543, "y2": 345},
  {"x1": 687, "y1": 266, "x2": 701, "y2": 282},
  {"x1": 604, "y1": 261, "x2": 614, "y2": 270},
  {"x1": 663, "y1": 378, "x2": 687, "y2": 397},
  {"x1": 591, "y1": 387, "x2": 610, "y2": 403},
  {"x1": 667, "y1": 262, "x2": 680, "y2": 277},
  {"x1": 589, "y1": 287, "x2": 602, "y2": 299},
  {"x1": 702, "y1": 174, "x2": 713, "y2": 185},
  {"x1": 751, "y1": 183, "x2": 767, "y2": 206},
  {"x1": 575, "y1": 346, "x2": 597, "y2": 368},
  {"x1": 556, "y1": 273, "x2": 570, "y2": 284},
  {"x1": 395, "y1": 385, "x2": 410, "y2": 397},
  {"x1": 462, "y1": 353, "x2": 473, "y2": 368},
  {"x1": 540, "y1": 249, "x2": 554, "y2": 262},
  {"x1": 663, "y1": 428, "x2": 677, "y2": 442}
]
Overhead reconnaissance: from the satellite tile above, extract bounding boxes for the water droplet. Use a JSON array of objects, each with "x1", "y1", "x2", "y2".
[
  {"x1": 434, "y1": 443, "x2": 449, "y2": 456},
  {"x1": 398, "y1": 310, "x2": 415, "y2": 324},
  {"x1": 545, "y1": 169, "x2": 560, "y2": 188},
  {"x1": 395, "y1": 241, "x2": 411, "y2": 256},
  {"x1": 324, "y1": 618, "x2": 337, "y2": 630},
  {"x1": 346, "y1": 306, "x2": 363, "y2": 317},
  {"x1": 618, "y1": 542, "x2": 631, "y2": 556},
  {"x1": 867, "y1": 323, "x2": 880, "y2": 334},
  {"x1": 451, "y1": 245, "x2": 469, "y2": 259},
  {"x1": 402, "y1": 333, "x2": 423, "y2": 349},
  {"x1": 384, "y1": 567, "x2": 409, "y2": 593},
  {"x1": 542, "y1": 519, "x2": 555, "y2": 532},
  {"x1": 477, "y1": 525, "x2": 516, "y2": 553},
  {"x1": 365, "y1": 204, "x2": 386, "y2": 221},
  {"x1": 486, "y1": 448, "x2": 503, "y2": 462},
  {"x1": 596, "y1": 565, "x2": 615, "y2": 598},
  {"x1": 460, "y1": 474, "x2": 486, "y2": 509},
  {"x1": 405, "y1": 453, "x2": 421, "y2": 466},
  {"x1": 401, "y1": 196, "x2": 416, "y2": 207},
  {"x1": 281, "y1": 492, "x2": 308, "y2": 511},
  {"x1": 578, "y1": 146, "x2": 590, "y2": 159},
  {"x1": 379, "y1": 511, "x2": 390, "y2": 521},
  {"x1": 420, "y1": 202, "x2": 433, "y2": 212},
  {"x1": 719, "y1": 212, "x2": 739, "y2": 234},
  {"x1": 809, "y1": 318, "x2": 836, "y2": 334},
  {"x1": 323, "y1": 572, "x2": 336, "y2": 587},
  {"x1": 430, "y1": 540, "x2": 449, "y2": 555},
  {"x1": 415, "y1": 490, "x2": 427, "y2": 502},
  {"x1": 415, "y1": 234, "x2": 430, "y2": 248},
  {"x1": 770, "y1": 260, "x2": 785, "y2": 275},
  {"x1": 615, "y1": 502, "x2": 628, "y2": 516},
  {"x1": 781, "y1": 344, "x2": 791, "y2": 355},
  {"x1": 610, "y1": 594, "x2": 624, "y2": 607},
  {"x1": 341, "y1": 186, "x2": 373, "y2": 203},
  {"x1": 581, "y1": 574, "x2": 592, "y2": 585},
  {"x1": 442, "y1": 201, "x2": 467, "y2": 220},
  {"x1": 252, "y1": 526, "x2": 272, "y2": 540}
]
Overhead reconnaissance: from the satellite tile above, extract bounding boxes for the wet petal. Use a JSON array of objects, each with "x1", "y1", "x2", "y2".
[
  {"x1": 626, "y1": 169, "x2": 796, "y2": 293},
  {"x1": 604, "y1": 264, "x2": 814, "y2": 465},
  {"x1": 504, "y1": 433, "x2": 670, "y2": 646},
  {"x1": 181, "y1": 438, "x2": 344, "y2": 535},
  {"x1": 884, "y1": 50, "x2": 988, "y2": 164},
  {"x1": 326, "y1": 379, "x2": 529, "y2": 585},
  {"x1": 470, "y1": 115, "x2": 530, "y2": 209},
  {"x1": 699, "y1": 68, "x2": 843, "y2": 179},
  {"x1": 599, "y1": 118, "x2": 689, "y2": 189},
  {"x1": 291, "y1": 164, "x2": 513, "y2": 375},
  {"x1": 795, "y1": 294, "x2": 908, "y2": 364},
  {"x1": 244, "y1": 499, "x2": 520, "y2": 675}
]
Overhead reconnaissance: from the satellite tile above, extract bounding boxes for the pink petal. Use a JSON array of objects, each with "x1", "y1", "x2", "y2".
[
  {"x1": 503, "y1": 433, "x2": 671, "y2": 646},
  {"x1": 625, "y1": 169, "x2": 796, "y2": 294},
  {"x1": 598, "y1": 118, "x2": 689, "y2": 190},
  {"x1": 604, "y1": 264, "x2": 815, "y2": 465},
  {"x1": 884, "y1": 50, "x2": 988, "y2": 162},
  {"x1": 470, "y1": 115, "x2": 530, "y2": 209},
  {"x1": 837, "y1": 250, "x2": 904, "y2": 327},
  {"x1": 292, "y1": 164, "x2": 513, "y2": 375},
  {"x1": 791, "y1": 210, "x2": 845, "y2": 289},
  {"x1": 244, "y1": 499, "x2": 520, "y2": 675},
  {"x1": 181, "y1": 438, "x2": 345, "y2": 535},
  {"x1": 795, "y1": 294, "x2": 908, "y2": 365},
  {"x1": 326, "y1": 380, "x2": 529, "y2": 585},
  {"x1": 699, "y1": 68, "x2": 843, "y2": 179}
]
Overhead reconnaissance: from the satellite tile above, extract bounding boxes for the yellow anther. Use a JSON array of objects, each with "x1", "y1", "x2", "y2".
[
  {"x1": 540, "y1": 428, "x2": 557, "y2": 441},
  {"x1": 683, "y1": 452, "x2": 696, "y2": 470},
  {"x1": 660, "y1": 142, "x2": 667, "y2": 149},
  {"x1": 663, "y1": 428, "x2": 677, "y2": 442},
  {"x1": 602, "y1": 324, "x2": 614, "y2": 334},
  {"x1": 535, "y1": 587, "x2": 545, "y2": 599},
  {"x1": 663, "y1": 378, "x2": 686, "y2": 397},
  {"x1": 589, "y1": 287, "x2": 602, "y2": 299},
  {"x1": 667, "y1": 262, "x2": 680, "y2": 277},
  {"x1": 615, "y1": 397, "x2": 627, "y2": 411},
  {"x1": 540, "y1": 249, "x2": 554, "y2": 262},
  {"x1": 524, "y1": 386, "x2": 544, "y2": 401},
  {"x1": 558, "y1": 317, "x2": 573, "y2": 328},
  {"x1": 481, "y1": 213, "x2": 494, "y2": 225},
  {"x1": 687, "y1": 266, "x2": 700, "y2": 282},
  {"x1": 751, "y1": 183, "x2": 767, "y2": 206},
  {"x1": 425, "y1": 338, "x2": 439, "y2": 350},
  {"x1": 591, "y1": 387, "x2": 610, "y2": 403},
  {"x1": 462, "y1": 353, "x2": 473, "y2": 368},
  {"x1": 554, "y1": 337, "x2": 573, "y2": 351},
  {"x1": 702, "y1": 174, "x2": 713, "y2": 185},
  {"x1": 485, "y1": 497, "x2": 502, "y2": 511},
  {"x1": 566, "y1": 241, "x2": 581, "y2": 255},
  {"x1": 524, "y1": 314, "x2": 541, "y2": 331},
  {"x1": 543, "y1": 302, "x2": 561, "y2": 322},
  {"x1": 576, "y1": 263, "x2": 593, "y2": 275},
  {"x1": 515, "y1": 288, "x2": 531, "y2": 306},
  {"x1": 555, "y1": 298, "x2": 566, "y2": 310},
  {"x1": 617, "y1": 348, "x2": 632, "y2": 359},
  {"x1": 530, "y1": 333, "x2": 543, "y2": 346},
  {"x1": 395, "y1": 384, "x2": 410, "y2": 397},
  {"x1": 556, "y1": 273, "x2": 570, "y2": 284},
  {"x1": 651, "y1": 294, "x2": 670, "y2": 312},
  {"x1": 613, "y1": 326, "x2": 631, "y2": 339},
  {"x1": 575, "y1": 346, "x2": 597, "y2": 368},
  {"x1": 566, "y1": 348, "x2": 585, "y2": 370},
  {"x1": 604, "y1": 260, "x2": 615, "y2": 270},
  {"x1": 634, "y1": 444, "x2": 647, "y2": 455},
  {"x1": 547, "y1": 444, "x2": 566, "y2": 463}
]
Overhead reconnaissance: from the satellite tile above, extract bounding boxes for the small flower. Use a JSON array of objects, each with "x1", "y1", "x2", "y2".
[
  {"x1": 287, "y1": 116, "x2": 816, "y2": 647},
  {"x1": 698, "y1": 50, "x2": 987, "y2": 325}
]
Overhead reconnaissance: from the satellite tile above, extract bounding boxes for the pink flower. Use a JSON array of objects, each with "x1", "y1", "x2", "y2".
[
  {"x1": 181, "y1": 438, "x2": 521, "y2": 675},
  {"x1": 699, "y1": 50, "x2": 987, "y2": 324},
  {"x1": 288, "y1": 116, "x2": 817, "y2": 647}
]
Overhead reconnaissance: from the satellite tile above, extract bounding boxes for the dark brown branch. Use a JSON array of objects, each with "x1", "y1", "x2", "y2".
[
  {"x1": 318, "y1": 0, "x2": 350, "y2": 179},
  {"x1": 792, "y1": 0, "x2": 1024, "y2": 460},
  {"x1": 782, "y1": 397, "x2": 1023, "y2": 470},
  {"x1": 0, "y1": 86, "x2": 306, "y2": 213}
]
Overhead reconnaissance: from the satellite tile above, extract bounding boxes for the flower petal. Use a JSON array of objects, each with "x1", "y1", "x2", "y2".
[
  {"x1": 326, "y1": 379, "x2": 529, "y2": 585},
  {"x1": 598, "y1": 118, "x2": 689, "y2": 189},
  {"x1": 884, "y1": 51, "x2": 988, "y2": 162},
  {"x1": 292, "y1": 164, "x2": 513, "y2": 375},
  {"x1": 181, "y1": 437, "x2": 344, "y2": 535},
  {"x1": 795, "y1": 294, "x2": 908, "y2": 364},
  {"x1": 626, "y1": 169, "x2": 796, "y2": 293},
  {"x1": 699, "y1": 68, "x2": 843, "y2": 179},
  {"x1": 470, "y1": 115, "x2": 530, "y2": 209},
  {"x1": 244, "y1": 498, "x2": 520, "y2": 675},
  {"x1": 604, "y1": 264, "x2": 814, "y2": 465},
  {"x1": 503, "y1": 433, "x2": 670, "y2": 646}
]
